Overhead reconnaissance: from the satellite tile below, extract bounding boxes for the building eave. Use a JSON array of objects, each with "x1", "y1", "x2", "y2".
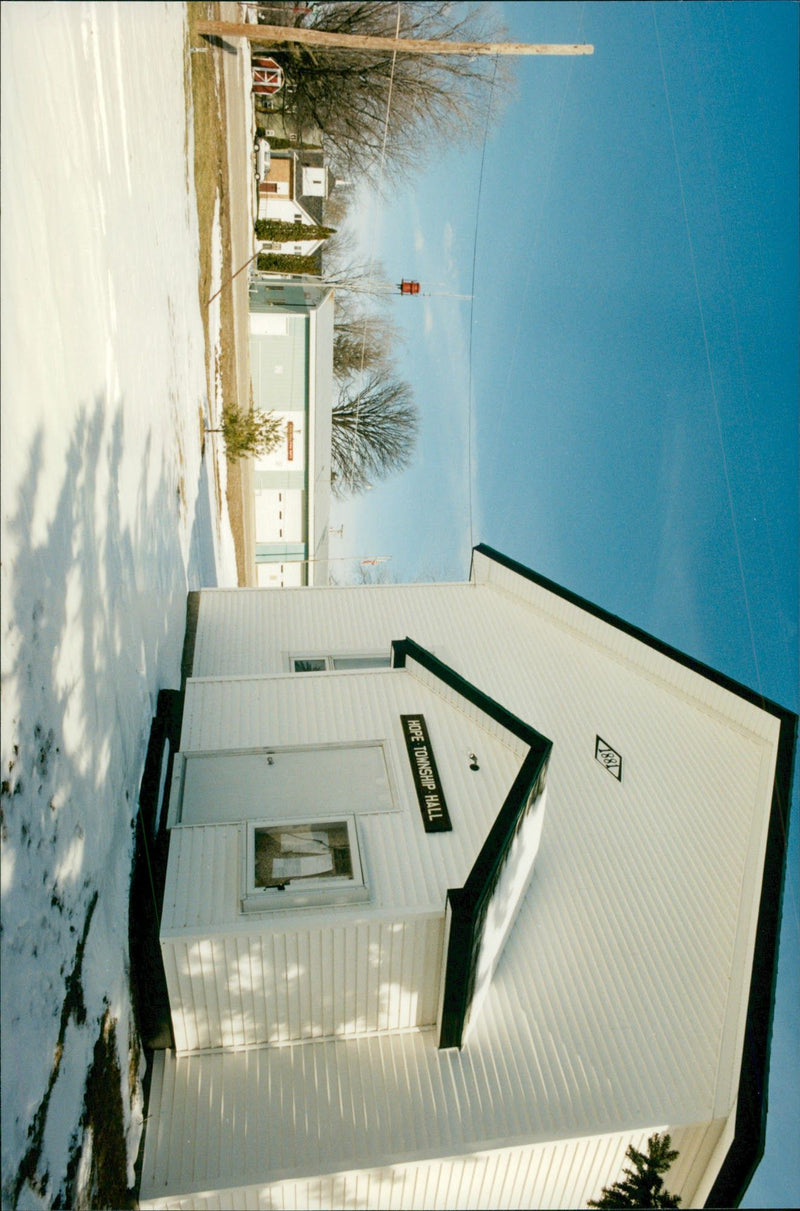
[
  {"x1": 704, "y1": 703, "x2": 796, "y2": 1207},
  {"x1": 471, "y1": 542, "x2": 798, "y2": 1206}
]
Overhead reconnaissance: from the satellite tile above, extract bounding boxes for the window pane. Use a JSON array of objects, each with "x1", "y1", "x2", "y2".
[
  {"x1": 331, "y1": 655, "x2": 390, "y2": 670},
  {"x1": 294, "y1": 658, "x2": 326, "y2": 672},
  {"x1": 254, "y1": 822, "x2": 352, "y2": 888}
]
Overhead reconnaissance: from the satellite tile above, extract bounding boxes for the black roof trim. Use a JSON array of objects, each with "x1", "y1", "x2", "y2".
[
  {"x1": 705, "y1": 707, "x2": 796, "y2": 1207},
  {"x1": 392, "y1": 638, "x2": 552, "y2": 1050},
  {"x1": 472, "y1": 544, "x2": 797, "y2": 1205},
  {"x1": 392, "y1": 637, "x2": 545, "y2": 747},
  {"x1": 181, "y1": 591, "x2": 200, "y2": 688},
  {"x1": 472, "y1": 544, "x2": 794, "y2": 726}
]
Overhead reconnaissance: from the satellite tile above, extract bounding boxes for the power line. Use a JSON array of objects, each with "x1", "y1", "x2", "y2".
[
  {"x1": 477, "y1": 3, "x2": 587, "y2": 548},
  {"x1": 326, "y1": 4, "x2": 402, "y2": 546},
  {"x1": 465, "y1": 54, "x2": 500, "y2": 553},
  {"x1": 354, "y1": 3, "x2": 403, "y2": 397},
  {"x1": 651, "y1": 0, "x2": 799, "y2": 973},
  {"x1": 652, "y1": 2, "x2": 762, "y2": 702}
]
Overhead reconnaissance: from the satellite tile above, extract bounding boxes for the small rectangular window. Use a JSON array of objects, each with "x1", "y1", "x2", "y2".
[
  {"x1": 293, "y1": 653, "x2": 391, "y2": 673},
  {"x1": 255, "y1": 821, "x2": 352, "y2": 887},
  {"x1": 294, "y1": 657, "x2": 327, "y2": 672},
  {"x1": 242, "y1": 816, "x2": 367, "y2": 911},
  {"x1": 332, "y1": 655, "x2": 392, "y2": 670}
]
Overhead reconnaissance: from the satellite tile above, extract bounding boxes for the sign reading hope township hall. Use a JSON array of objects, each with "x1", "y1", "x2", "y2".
[{"x1": 400, "y1": 715, "x2": 452, "y2": 833}]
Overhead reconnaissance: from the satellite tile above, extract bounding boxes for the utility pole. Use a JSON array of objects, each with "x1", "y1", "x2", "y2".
[{"x1": 195, "y1": 22, "x2": 594, "y2": 56}]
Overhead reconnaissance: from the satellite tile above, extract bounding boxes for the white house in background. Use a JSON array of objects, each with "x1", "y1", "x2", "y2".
[
  {"x1": 138, "y1": 546, "x2": 795, "y2": 1210},
  {"x1": 257, "y1": 149, "x2": 333, "y2": 258},
  {"x1": 248, "y1": 276, "x2": 334, "y2": 587}
]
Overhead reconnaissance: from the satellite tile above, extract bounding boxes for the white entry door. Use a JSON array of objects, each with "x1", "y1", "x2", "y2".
[{"x1": 180, "y1": 745, "x2": 392, "y2": 824}]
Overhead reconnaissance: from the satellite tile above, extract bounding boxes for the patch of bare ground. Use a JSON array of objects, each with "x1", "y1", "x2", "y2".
[
  {"x1": 68, "y1": 1011, "x2": 136, "y2": 1211},
  {"x1": 186, "y1": 1, "x2": 248, "y2": 583}
]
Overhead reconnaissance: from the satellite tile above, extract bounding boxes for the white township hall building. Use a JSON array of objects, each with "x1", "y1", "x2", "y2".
[{"x1": 138, "y1": 545, "x2": 795, "y2": 1209}]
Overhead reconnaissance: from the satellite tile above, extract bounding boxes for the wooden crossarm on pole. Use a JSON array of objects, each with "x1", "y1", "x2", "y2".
[{"x1": 195, "y1": 22, "x2": 594, "y2": 56}]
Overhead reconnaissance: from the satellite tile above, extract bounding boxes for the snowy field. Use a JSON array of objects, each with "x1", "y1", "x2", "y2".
[{"x1": 1, "y1": 3, "x2": 235, "y2": 1205}]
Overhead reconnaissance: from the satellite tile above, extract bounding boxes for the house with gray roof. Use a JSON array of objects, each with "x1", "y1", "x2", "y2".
[{"x1": 257, "y1": 149, "x2": 335, "y2": 261}]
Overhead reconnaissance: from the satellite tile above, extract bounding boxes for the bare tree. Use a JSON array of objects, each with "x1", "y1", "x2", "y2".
[
  {"x1": 321, "y1": 233, "x2": 404, "y2": 379},
  {"x1": 263, "y1": 1, "x2": 512, "y2": 185},
  {"x1": 354, "y1": 560, "x2": 398, "y2": 585},
  {"x1": 331, "y1": 373, "x2": 418, "y2": 497},
  {"x1": 333, "y1": 314, "x2": 396, "y2": 377},
  {"x1": 322, "y1": 189, "x2": 354, "y2": 228},
  {"x1": 331, "y1": 282, "x2": 402, "y2": 378}
]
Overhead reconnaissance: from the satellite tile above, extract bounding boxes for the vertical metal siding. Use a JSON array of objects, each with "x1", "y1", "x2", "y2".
[
  {"x1": 190, "y1": 583, "x2": 482, "y2": 679},
  {"x1": 141, "y1": 573, "x2": 778, "y2": 1204},
  {"x1": 162, "y1": 663, "x2": 528, "y2": 1052},
  {"x1": 250, "y1": 316, "x2": 308, "y2": 413},
  {"x1": 163, "y1": 914, "x2": 445, "y2": 1051},
  {"x1": 172, "y1": 669, "x2": 525, "y2": 920},
  {"x1": 140, "y1": 1066, "x2": 725, "y2": 1210}
]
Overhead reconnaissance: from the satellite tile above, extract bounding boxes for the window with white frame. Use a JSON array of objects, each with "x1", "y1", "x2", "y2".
[
  {"x1": 242, "y1": 815, "x2": 367, "y2": 911},
  {"x1": 292, "y1": 653, "x2": 391, "y2": 672}
]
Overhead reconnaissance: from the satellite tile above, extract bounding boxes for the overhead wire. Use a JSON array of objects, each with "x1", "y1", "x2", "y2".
[
  {"x1": 472, "y1": 2, "x2": 586, "y2": 548},
  {"x1": 465, "y1": 53, "x2": 500, "y2": 552},
  {"x1": 651, "y1": 2, "x2": 762, "y2": 698},
  {"x1": 352, "y1": 3, "x2": 403, "y2": 463},
  {"x1": 716, "y1": 2, "x2": 795, "y2": 686},
  {"x1": 651, "y1": 0, "x2": 799, "y2": 1020}
]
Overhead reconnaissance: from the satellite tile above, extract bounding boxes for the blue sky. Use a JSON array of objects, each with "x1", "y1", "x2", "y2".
[{"x1": 330, "y1": 2, "x2": 799, "y2": 1203}]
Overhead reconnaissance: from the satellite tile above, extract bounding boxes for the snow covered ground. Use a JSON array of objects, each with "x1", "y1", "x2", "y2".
[{"x1": 1, "y1": 3, "x2": 236, "y2": 1205}]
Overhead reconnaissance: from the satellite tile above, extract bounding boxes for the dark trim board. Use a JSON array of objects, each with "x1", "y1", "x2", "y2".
[
  {"x1": 472, "y1": 543, "x2": 798, "y2": 1207},
  {"x1": 705, "y1": 708, "x2": 797, "y2": 1208},
  {"x1": 392, "y1": 638, "x2": 552, "y2": 1050},
  {"x1": 473, "y1": 544, "x2": 795, "y2": 728},
  {"x1": 392, "y1": 637, "x2": 546, "y2": 748},
  {"x1": 181, "y1": 590, "x2": 200, "y2": 687},
  {"x1": 440, "y1": 745, "x2": 549, "y2": 1049}
]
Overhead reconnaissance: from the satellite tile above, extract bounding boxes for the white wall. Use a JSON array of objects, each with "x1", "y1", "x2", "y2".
[
  {"x1": 182, "y1": 579, "x2": 777, "y2": 1120},
  {"x1": 144, "y1": 568, "x2": 780, "y2": 1200},
  {"x1": 161, "y1": 664, "x2": 527, "y2": 1051},
  {"x1": 254, "y1": 488, "x2": 304, "y2": 544},
  {"x1": 249, "y1": 315, "x2": 308, "y2": 414},
  {"x1": 162, "y1": 910, "x2": 445, "y2": 1051},
  {"x1": 256, "y1": 562, "x2": 304, "y2": 589},
  {"x1": 140, "y1": 1042, "x2": 729, "y2": 1209}
]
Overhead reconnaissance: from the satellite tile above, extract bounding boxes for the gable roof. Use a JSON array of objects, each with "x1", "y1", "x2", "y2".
[{"x1": 472, "y1": 543, "x2": 797, "y2": 1207}]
